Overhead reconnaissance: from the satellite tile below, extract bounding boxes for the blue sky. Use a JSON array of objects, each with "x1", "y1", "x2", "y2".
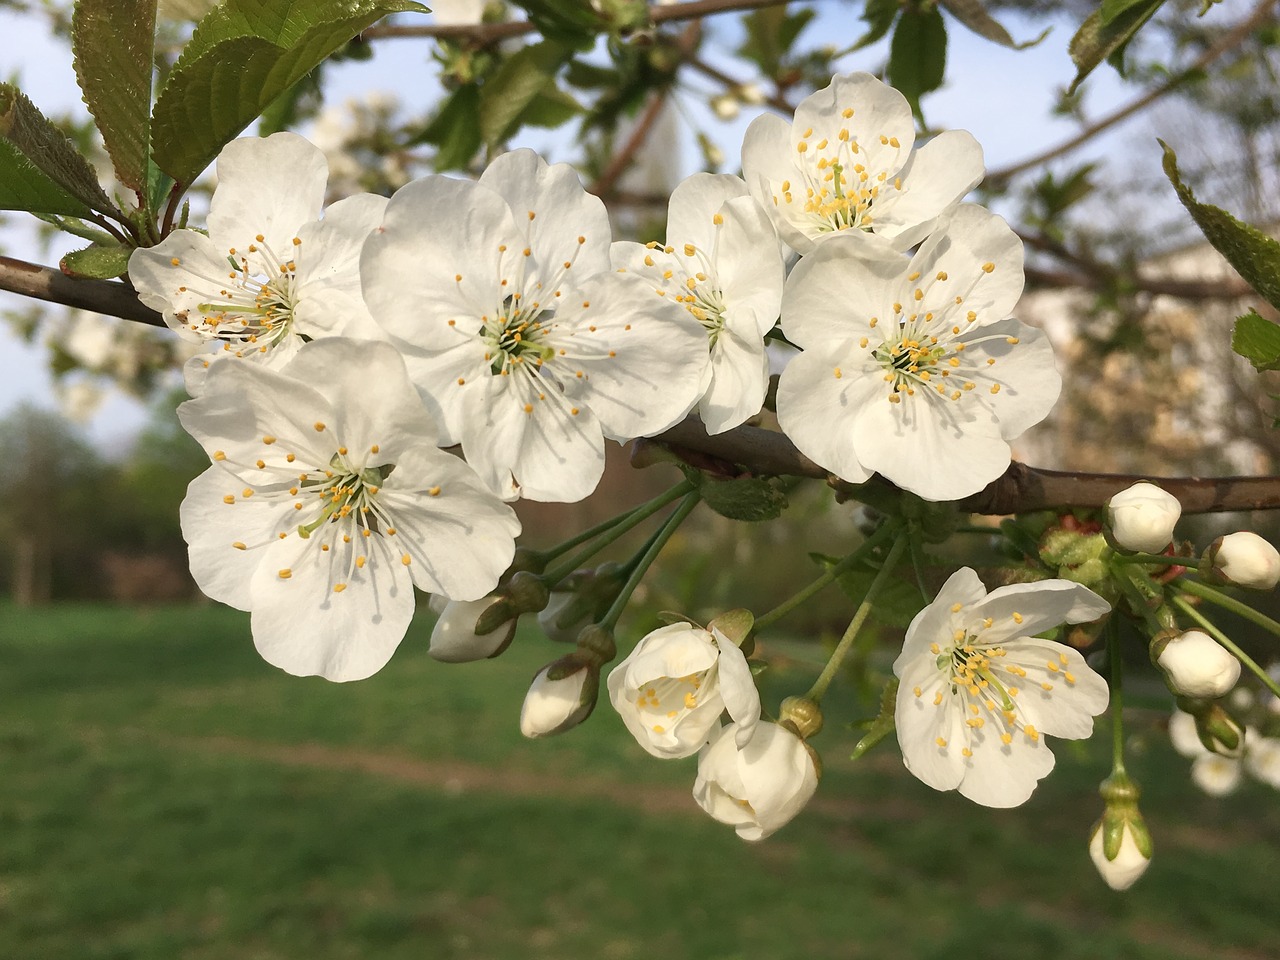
[{"x1": 0, "y1": 0, "x2": 1143, "y2": 449}]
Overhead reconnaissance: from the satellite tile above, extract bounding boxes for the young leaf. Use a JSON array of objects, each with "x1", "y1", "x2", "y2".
[
  {"x1": 1232, "y1": 311, "x2": 1280, "y2": 372},
  {"x1": 938, "y1": 0, "x2": 1049, "y2": 50},
  {"x1": 850, "y1": 0, "x2": 899, "y2": 52},
  {"x1": 1067, "y1": 0, "x2": 1166, "y2": 94},
  {"x1": 1162, "y1": 141, "x2": 1280, "y2": 311},
  {"x1": 888, "y1": 7, "x2": 947, "y2": 117},
  {"x1": 151, "y1": 1, "x2": 427, "y2": 186},
  {"x1": 478, "y1": 40, "x2": 571, "y2": 149},
  {"x1": 414, "y1": 83, "x2": 483, "y2": 171},
  {"x1": 0, "y1": 84, "x2": 118, "y2": 217},
  {"x1": 60, "y1": 243, "x2": 133, "y2": 280},
  {"x1": 71, "y1": 0, "x2": 157, "y2": 193}
]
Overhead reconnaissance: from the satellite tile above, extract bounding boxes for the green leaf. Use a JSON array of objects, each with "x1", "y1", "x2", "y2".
[
  {"x1": 888, "y1": 8, "x2": 947, "y2": 117},
  {"x1": 850, "y1": 678, "x2": 898, "y2": 761},
  {"x1": 71, "y1": 0, "x2": 156, "y2": 192},
  {"x1": 937, "y1": 0, "x2": 1049, "y2": 49},
  {"x1": 1232, "y1": 310, "x2": 1280, "y2": 372},
  {"x1": 152, "y1": 0, "x2": 427, "y2": 185},
  {"x1": 828, "y1": 556, "x2": 925, "y2": 629},
  {"x1": 738, "y1": 5, "x2": 816, "y2": 73},
  {"x1": 699, "y1": 475, "x2": 789, "y2": 522},
  {"x1": 519, "y1": 85, "x2": 582, "y2": 130},
  {"x1": 851, "y1": 0, "x2": 899, "y2": 52},
  {"x1": 414, "y1": 83, "x2": 483, "y2": 170},
  {"x1": 59, "y1": 243, "x2": 133, "y2": 279},
  {"x1": 510, "y1": 0, "x2": 601, "y2": 48},
  {"x1": 1162, "y1": 141, "x2": 1280, "y2": 311},
  {"x1": 0, "y1": 84, "x2": 117, "y2": 217},
  {"x1": 478, "y1": 40, "x2": 571, "y2": 149},
  {"x1": 1067, "y1": 0, "x2": 1166, "y2": 94},
  {"x1": 1099, "y1": 0, "x2": 1155, "y2": 24}
]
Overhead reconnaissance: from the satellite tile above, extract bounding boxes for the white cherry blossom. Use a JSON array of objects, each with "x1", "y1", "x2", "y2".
[
  {"x1": 606, "y1": 620, "x2": 760, "y2": 758},
  {"x1": 178, "y1": 338, "x2": 520, "y2": 682},
  {"x1": 777, "y1": 204, "x2": 1056, "y2": 501},
  {"x1": 741, "y1": 71, "x2": 984, "y2": 256},
  {"x1": 130, "y1": 133, "x2": 387, "y2": 388},
  {"x1": 612, "y1": 174, "x2": 785, "y2": 434},
  {"x1": 894, "y1": 568, "x2": 1111, "y2": 808},
  {"x1": 361, "y1": 148, "x2": 708, "y2": 501},
  {"x1": 1106, "y1": 481, "x2": 1181, "y2": 553},
  {"x1": 693, "y1": 721, "x2": 819, "y2": 841}
]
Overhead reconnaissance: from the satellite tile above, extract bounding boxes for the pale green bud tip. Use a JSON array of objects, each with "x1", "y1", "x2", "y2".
[
  {"x1": 779, "y1": 696, "x2": 824, "y2": 740},
  {"x1": 1106, "y1": 481, "x2": 1181, "y2": 554},
  {"x1": 506, "y1": 570, "x2": 550, "y2": 614}
]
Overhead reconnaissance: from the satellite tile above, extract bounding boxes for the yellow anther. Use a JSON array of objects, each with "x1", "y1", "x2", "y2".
[
  {"x1": 913, "y1": 686, "x2": 922, "y2": 698},
  {"x1": 1000, "y1": 733, "x2": 1013, "y2": 745},
  {"x1": 334, "y1": 583, "x2": 347, "y2": 593},
  {"x1": 170, "y1": 257, "x2": 181, "y2": 266},
  {"x1": 933, "y1": 690, "x2": 945, "y2": 706},
  {"x1": 356, "y1": 556, "x2": 367, "y2": 568},
  {"x1": 834, "y1": 367, "x2": 842, "y2": 379},
  {"x1": 842, "y1": 107, "x2": 853, "y2": 118},
  {"x1": 982, "y1": 262, "x2": 995, "y2": 273},
  {"x1": 401, "y1": 554, "x2": 411, "y2": 565},
  {"x1": 262, "y1": 436, "x2": 276, "y2": 445},
  {"x1": 278, "y1": 568, "x2": 292, "y2": 579},
  {"x1": 930, "y1": 642, "x2": 941, "y2": 654},
  {"x1": 990, "y1": 384, "x2": 1001, "y2": 395},
  {"x1": 222, "y1": 494, "x2": 235, "y2": 504},
  {"x1": 936, "y1": 737, "x2": 948, "y2": 748}
]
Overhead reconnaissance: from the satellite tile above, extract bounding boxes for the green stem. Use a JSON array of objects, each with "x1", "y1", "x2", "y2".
[
  {"x1": 542, "y1": 479, "x2": 695, "y2": 587},
  {"x1": 598, "y1": 492, "x2": 701, "y2": 632},
  {"x1": 1177, "y1": 577, "x2": 1280, "y2": 642},
  {"x1": 804, "y1": 533, "x2": 908, "y2": 703},
  {"x1": 1113, "y1": 552, "x2": 1195, "y2": 566},
  {"x1": 1107, "y1": 617, "x2": 1126, "y2": 776},
  {"x1": 753, "y1": 523, "x2": 897, "y2": 632},
  {"x1": 1170, "y1": 593, "x2": 1280, "y2": 700}
]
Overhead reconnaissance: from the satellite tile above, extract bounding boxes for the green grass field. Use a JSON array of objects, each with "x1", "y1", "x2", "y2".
[{"x1": 2, "y1": 601, "x2": 1277, "y2": 959}]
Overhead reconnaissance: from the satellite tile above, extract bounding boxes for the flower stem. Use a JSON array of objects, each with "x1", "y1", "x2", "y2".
[
  {"x1": 753, "y1": 522, "x2": 898, "y2": 632},
  {"x1": 1107, "y1": 616, "x2": 1126, "y2": 776},
  {"x1": 1176, "y1": 576, "x2": 1280, "y2": 641},
  {"x1": 804, "y1": 533, "x2": 908, "y2": 703},
  {"x1": 1112, "y1": 552, "x2": 1194, "y2": 566},
  {"x1": 542, "y1": 479, "x2": 696, "y2": 587},
  {"x1": 597, "y1": 492, "x2": 701, "y2": 633},
  {"x1": 1170, "y1": 592, "x2": 1280, "y2": 700}
]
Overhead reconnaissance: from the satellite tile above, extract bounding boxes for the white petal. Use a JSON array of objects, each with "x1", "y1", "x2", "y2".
[
  {"x1": 128, "y1": 231, "x2": 242, "y2": 339},
  {"x1": 712, "y1": 194, "x2": 786, "y2": 337},
  {"x1": 895, "y1": 659, "x2": 968, "y2": 793},
  {"x1": 714, "y1": 631, "x2": 761, "y2": 744},
  {"x1": 955, "y1": 713, "x2": 1055, "y2": 808},
  {"x1": 894, "y1": 567, "x2": 987, "y2": 670},
  {"x1": 666, "y1": 173, "x2": 749, "y2": 249},
  {"x1": 997, "y1": 638, "x2": 1109, "y2": 740},
  {"x1": 248, "y1": 526, "x2": 415, "y2": 682},
  {"x1": 953, "y1": 318, "x2": 1061, "y2": 439},
  {"x1": 512, "y1": 390, "x2": 607, "y2": 504},
  {"x1": 968, "y1": 579, "x2": 1111, "y2": 641},
  {"x1": 779, "y1": 234, "x2": 904, "y2": 349},
  {"x1": 871, "y1": 131, "x2": 984, "y2": 247},
  {"x1": 792, "y1": 73, "x2": 915, "y2": 178},
  {"x1": 699, "y1": 325, "x2": 769, "y2": 435},
  {"x1": 207, "y1": 132, "x2": 327, "y2": 254},
  {"x1": 909, "y1": 204, "x2": 1024, "y2": 327},
  {"x1": 775, "y1": 347, "x2": 882, "y2": 485}
]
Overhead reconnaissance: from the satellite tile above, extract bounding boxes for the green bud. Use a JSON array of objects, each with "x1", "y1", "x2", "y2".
[{"x1": 574, "y1": 623, "x2": 617, "y2": 665}]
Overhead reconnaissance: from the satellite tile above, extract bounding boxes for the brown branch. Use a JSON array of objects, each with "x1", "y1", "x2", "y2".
[
  {"x1": 987, "y1": 0, "x2": 1279, "y2": 182},
  {"x1": 589, "y1": 89, "x2": 671, "y2": 199},
  {"x1": 0, "y1": 256, "x2": 163, "y2": 327},
  {"x1": 1023, "y1": 264, "x2": 1255, "y2": 301},
  {"x1": 685, "y1": 55, "x2": 794, "y2": 114},
  {"x1": 363, "y1": 0, "x2": 804, "y2": 45},
  {"x1": 7, "y1": 254, "x2": 1280, "y2": 515}
]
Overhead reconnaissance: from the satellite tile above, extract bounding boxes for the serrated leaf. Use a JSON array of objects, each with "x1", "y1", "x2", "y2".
[
  {"x1": 413, "y1": 82, "x2": 483, "y2": 170},
  {"x1": 152, "y1": 1, "x2": 426, "y2": 185},
  {"x1": 0, "y1": 84, "x2": 117, "y2": 217},
  {"x1": 520, "y1": 85, "x2": 582, "y2": 130},
  {"x1": 699, "y1": 475, "x2": 789, "y2": 522},
  {"x1": 888, "y1": 8, "x2": 947, "y2": 117},
  {"x1": 1162, "y1": 141, "x2": 1280, "y2": 311},
  {"x1": 829, "y1": 557, "x2": 925, "y2": 629},
  {"x1": 938, "y1": 0, "x2": 1048, "y2": 49},
  {"x1": 479, "y1": 40, "x2": 571, "y2": 149},
  {"x1": 1067, "y1": 0, "x2": 1166, "y2": 93},
  {"x1": 1232, "y1": 311, "x2": 1280, "y2": 372},
  {"x1": 72, "y1": 0, "x2": 156, "y2": 192},
  {"x1": 60, "y1": 243, "x2": 133, "y2": 279}
]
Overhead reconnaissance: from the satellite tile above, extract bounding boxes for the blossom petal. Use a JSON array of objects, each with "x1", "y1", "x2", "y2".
[
  {"x1": 997, "y1": 638, "x2": 1109, "y2": 739},
  {"x1": 713, "y1": 194, "x2": 785, "y2": 337},
  {"x1": 512, "y1": 390, "x2": 607, "y2": 503},
  {"x1": 895, "y1": 657, "x2": 968, "y2": 793},
  {"x1": 871, "y1": 131, "x2": 984, "y2": 248},
  {"x1": 207, "y1": 132, "x2": 327, "y2": 254},
  {"x1": 967, "y1": 579, "x2": 1111, "y2": 642},
  {"x1": 666, "y1": 173, "x2": 748, "y2": 250},
  {"x1": 955, "y1": 714, "x2": 1055, "y2": 808},
  {"x1": 699, "y1": 325, "x2": 769, "y2": 435},
  {"x1": 909, "y1": 204, "x2": 1024, "y2": 327},
  {"x1": 714, "y1": 631, "x2": 762, "y2": 745},
  {"x1": 955, "y1": 318, "x2": 1061, "y2": 439},
  {"x1": 248, "y1": 528, "x2": 414, "y2": 681},
  {"x1": 128, "y1": 231, "x2": 240, "y2": 339},
  {"x1": 775, "y1": 345, "x2": 880, "y2": 484},
  {"x1": 792, "y1": 72, "x2": 915, "y2": 177},
  {"x1": 895, "y1": 566, "x2": 987, "y2": 670},
  {"x1": 780, "y1": 234, "x2": 904, "y2": 349}
]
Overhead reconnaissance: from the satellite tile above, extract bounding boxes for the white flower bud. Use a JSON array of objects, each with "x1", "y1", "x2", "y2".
[
  {"x1": 1156, "y1": 630, "x2": 1241, "y2": 698},
  {"x1": 692, "y1": 722, "x2": 819, "y2": 841},
  {"x1": 428, "y1": 598, "x2": 516, "y2": 663},
  {"x1": 736, "y1": 83, "x2": 766, "y2": 105},
  {"x1": 519, "y1": 658, "x2": 598, "y2": 738},
  {"x1": 1245, "y1": 735, "x2": 1280, "y2": 789},
  {"x1": 1106, "y1": 481, "x2": 1181, "y2": 553},
  {"x1": 1088, "y1": 821, "x2": 1152, "y2": 891},
  {"x1": 1208, "y1": 532, "x2": 1280, "y2": 590}
]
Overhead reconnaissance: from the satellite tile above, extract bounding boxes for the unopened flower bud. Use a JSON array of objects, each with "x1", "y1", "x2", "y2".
[
  {"x1": 736, "y1": 83, "x2": 765, "y2": 105},
  {"x1": 429, "y1": 597, "x2": 518, "y2": 662},
  {"x1": 1088, "y1": 771, "x2": 1153, "y2": 891},
  {"x1": 1206, "y1": 532, "x2": 1280, "y2": 590},
  {"x1": 1153, "y1": 629, "x2": 1240, "y2": 699},
  {"x1": 1106, "y1": 481, "x2": 1181, "y2": 554},
  {"x1": 1176, "y1": 697, "x2": 1245, "y2": 756},
  {"x1": 519, "y1": 654, "x2": 600, "y2": 738},
  {"x1": 505, "y1": 570, "x2": 550, "y2": 615},
  {"x1": 537, "y1": 563, "x2": 626, "y2": 643}
]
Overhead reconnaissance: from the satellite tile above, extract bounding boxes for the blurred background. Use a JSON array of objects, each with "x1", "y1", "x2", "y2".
[{"x1": 3, "y1": 0, "x2": 1280, "y2": 956}]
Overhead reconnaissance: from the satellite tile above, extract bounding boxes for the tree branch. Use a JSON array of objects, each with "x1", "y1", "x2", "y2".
[
  {"x1": 6, "y1": 256, "x2": 1280, "y2": 515},
  {"x1": 363, "y1": 0, "x2": 806, "y2": 45},
  {"x1": 0, "y1": 256, "x2": 163, "y2": 327},
  {"x1": 987, "y1": 0, "x2": 1278, "y2": 182}
]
